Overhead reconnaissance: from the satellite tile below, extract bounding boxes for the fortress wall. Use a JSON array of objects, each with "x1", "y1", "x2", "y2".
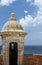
[
  {"x1": 24, "y1": 54, "x2": 42, "y2": 65},
  {"x1": 0, "y1": 54, "x2": 3, "y2": 65},
  {"x1": 0, "y1": 54, "x2": 42, "y2": 65}
]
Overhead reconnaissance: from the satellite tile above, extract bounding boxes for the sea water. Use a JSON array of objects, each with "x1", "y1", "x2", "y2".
[
  {"x1": 0, "y1": 46, "x2": 42, "y2": 54},
  {"x1": 24, "y1": 46, "x2": 42, "y2": 54}
]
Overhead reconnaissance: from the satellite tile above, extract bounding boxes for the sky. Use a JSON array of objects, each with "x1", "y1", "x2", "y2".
[{"x1": 0, "y1": 0, "x2": 42, "y2": 45}]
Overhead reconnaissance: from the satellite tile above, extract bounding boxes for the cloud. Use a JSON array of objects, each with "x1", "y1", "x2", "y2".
[
  {"x1": 26, "y1": 0, "x2": 32, "y2": 2},
  {"x1": 19, "y1": 0, "x2": 42, "y2": 45},
  {"x1": 24, "y1": 10, "x2": 28, "y2": 14},
  {"x1": 24, "y1": 32, "x2": 42, "y2": 45},
  {"x1": 0, "y1": 0, "x2": 16, "y2": 6},
  {"x1": 34, "y1": 0, "x2": 42, "y2": 11},
  {"x1": 37, "y1": 31, "x2": 42, "y2": 34},
  {"x1": 19, "y1": 15, "x2": 33, "y2": 29},
  {"x1": 19, "y1": 0, "x2": 42, "y2": 30},
  {"x1": 19, "y1": 11, "x2": 42, "y2": 30}
]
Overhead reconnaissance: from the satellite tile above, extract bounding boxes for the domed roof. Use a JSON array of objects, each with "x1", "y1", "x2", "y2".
[{"x1": 2, "y1": 13, "x2": 23, "y2": 32}]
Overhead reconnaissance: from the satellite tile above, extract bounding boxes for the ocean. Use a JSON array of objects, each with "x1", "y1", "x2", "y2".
[
  {"x1": 24, "y1": 46, "x2": 42, "y2": 54},
  {"x1": 0, "y1": 46, "x2": 42, "y2": 54}
]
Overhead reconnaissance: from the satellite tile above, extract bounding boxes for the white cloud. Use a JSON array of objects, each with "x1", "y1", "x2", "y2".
[
  {"x1": 26, "y1": 0, "x2": 32, "y2": 2},
  {"x1": 24, "y1": 10, "x2": 28, "y2": 14},
  {"x1": 38, "y1": 32, "x2": 42, "y2": 34},
  {"x1": 24, "y1": 31, "x2": 42, "y2": 45},
  {"x1": 19, "y1": 11, "x2": 42, "y2": 29},
  {"x1": 19, "y1": 15, "x2": 33, "y2": 29},
  {"x1": 19, "y1": 0, "x2": 42, "y2": 30},
  {"x1": 34, "y1": 0, "x2": 42, "y2": 11},
  {"x1": 23, "y1": 0, "x2": 42, "y2": 45},
  {"x1": 0, "y1": 0, "x2": 16, "y2": 6}
]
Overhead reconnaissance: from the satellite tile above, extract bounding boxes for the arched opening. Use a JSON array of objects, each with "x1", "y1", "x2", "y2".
[{"x1": 9, "y1": 42, "x2": 18, "y2": 65}]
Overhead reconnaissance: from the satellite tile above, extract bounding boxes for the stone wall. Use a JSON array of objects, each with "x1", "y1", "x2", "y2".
[
  {"x1": 24, "y1": 54, "x2": 42, "y2": 65},
  {"x1": 0, "y1": 54, "x2": 3, "y2": 65},
  {"x1": 2, "y1": 36, "x2": 24, "y2": 65},
  {"x1": 0, "y1": 54, "x2": 42, "y2": 65}
]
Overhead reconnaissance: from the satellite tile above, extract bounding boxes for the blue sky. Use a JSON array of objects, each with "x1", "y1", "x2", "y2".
[{"x1": 0, "y1": 0, "x2": 42, "y2": 45}]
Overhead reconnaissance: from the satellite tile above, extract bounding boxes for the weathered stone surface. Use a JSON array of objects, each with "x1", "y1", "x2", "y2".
[
  {"x1": 24, "y1": 54, "x2": 42, "y2": 65},
  {"x1": 0, "y1": 54, "x2": 3, "y2": 65},
  {"x1": 1, "y1": 54, "x2": 42, "y2": 65},
  {"x1": 0, "y1": 13, "x2": 27, "y2": 65},
  {"x1": 2, "y1": 35, "x2": 25, "y2": 65}
]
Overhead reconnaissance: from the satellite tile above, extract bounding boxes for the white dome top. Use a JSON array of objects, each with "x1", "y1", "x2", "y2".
[{"x1": 2, "y1": 13, "x2": 23, "y2": 32}]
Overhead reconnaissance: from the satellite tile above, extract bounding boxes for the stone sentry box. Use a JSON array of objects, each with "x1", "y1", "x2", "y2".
[{"x1": 0, "y1": 13, "x2": 27, "y2": 65}]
